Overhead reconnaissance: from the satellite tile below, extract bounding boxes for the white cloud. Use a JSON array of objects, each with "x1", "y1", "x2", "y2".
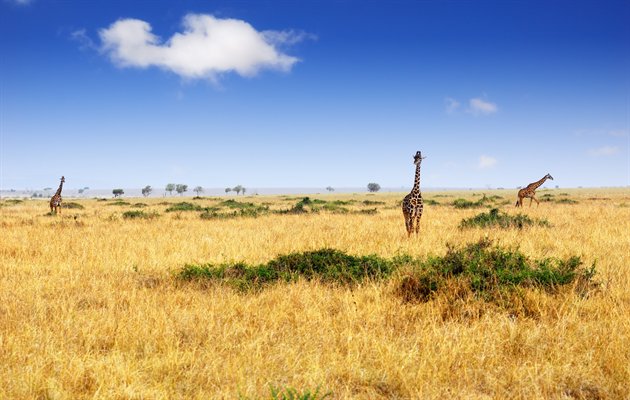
[
  {"x1": 468, "y1": 98, "x2": 498, "y2": 116},
  {"x1": 589, "y1": 146, "x2": 619, "y2": 157},
  {"x1": 99, "y1": 14, "x2": 304, "y2": 81},
  {"x1": 444, "y1": 97, "x2": 460, "y2": 114},
  {"x1": 478, "y1": 155, "x2": 497, "y2": 169},
  {"x1": 71, "y1": 29, "x2": 97, "y2": 51}
]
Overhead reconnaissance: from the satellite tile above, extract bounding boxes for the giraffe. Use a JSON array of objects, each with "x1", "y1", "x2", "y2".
[
  {"x1": 402, "y1": 151, "x2": 425, "y2": 237},
  {"x1": 49, "y1": 176, "x2": 65, "y2": 214},
  {"x1": 515, "y1": 173, "x2": 553, "y2": 207}
]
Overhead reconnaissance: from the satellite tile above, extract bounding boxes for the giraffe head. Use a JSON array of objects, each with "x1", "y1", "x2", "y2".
[
  {"x1": 60, "y1": 176, "x2": 65, "y2": 183},
  {"x1": 413, "y1": 151, "x2": 425, "y2": 165},
  {"x1": 546, "y1": 173, "x2": 553, "y2": 180}
]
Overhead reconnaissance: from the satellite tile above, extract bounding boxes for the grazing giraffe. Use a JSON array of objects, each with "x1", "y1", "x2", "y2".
[
  {"x1": 402, "y1": 151, "x2": 426, "y2": 237},
  {"x1": 49, "y1": 176, "x2": 65, "y2": 214},
  {"x1": 515, "y1": 173, "x2": 553, "y2": 207}
]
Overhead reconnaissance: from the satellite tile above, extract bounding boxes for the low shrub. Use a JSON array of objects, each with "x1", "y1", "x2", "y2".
[
  {"x1": 395, "y1": 239, "x2": 596, "y2": 304},
  {"x1": 122, "y1": 210, "x2": 159, "y2": 219},
  {"x1": 108, "y1": 200, "x2": 130, "y2": 206},
  {"x1": 132, "y1": 202, "x2": 147, "y2": 208},
  {"x1": 452, "y1": 194, "x2": 493, "y2": 209},
  {"x1": 556, "y1": 198, "x2": 579, "y2": 204},
  {"x1": 166, "y1": 202, "x2": 203, "y2": 212},
  {"x1": 177, "y1": 248, "x2": 396, "y2": 290},
  {"x1": 63, "y1": 202, "x2": 84, "y2": 209},
  {"x1": 459, "y1": 208, "x2": 550, "y2": 229}
]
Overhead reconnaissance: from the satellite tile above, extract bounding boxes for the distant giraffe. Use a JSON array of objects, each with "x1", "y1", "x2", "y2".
[
  {"x1": 49, "y1": 176, "x2": 65, "y2": 214},
  {"x1": 515, "y1": 173, "x2": 553, "y2": 207},
  {"x1": 402, "y1": 151, "x2": 425, "y2": 237}
]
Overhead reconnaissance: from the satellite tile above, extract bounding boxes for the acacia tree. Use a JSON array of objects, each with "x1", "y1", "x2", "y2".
[
  {"x1": 113, "y1": 188, "x2": 124, "y2": 198},
  {"x1": 367, "y1": 183, "x2": 381, "y2": 193},
  {"x1": 194, "y1": 186, "x2": 204, "y2": 196},
  {"x1": 225, "y1": 188, "x2": 232, "y2": 195},
  {"x1": 176, "y1": 184, "x2": 188, "y2": 196},
  {"x1": 326, "y1": 186, "x2": 334, "y2": 192},
  {"x1": 233, "y1": 185, "x2": 243, "y2": 196},
  {"x1": 165, "y1": 183, "x2": 176, "y2": 196},
  {"x1": 142, "y1": 185, "x2": 153, "y2": 197}
]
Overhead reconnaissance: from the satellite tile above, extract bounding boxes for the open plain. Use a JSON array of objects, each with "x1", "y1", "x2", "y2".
[{"x1": 1, "y1": 188, "x2": 629, "y2": 399}]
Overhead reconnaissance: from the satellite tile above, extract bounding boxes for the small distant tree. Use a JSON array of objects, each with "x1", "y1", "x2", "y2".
[
  {"x1": 233, "y1": 185, "x2": 243, "y2": 195},
  {"x1": 113, "y1": 188, "x2": 124, "y2": 198},
  {"x1": 43, "y1": 187, "x2": 52, "y2": 192},
  {"x1": 242, "y1": 187, "x2": 247, "y2": 196},
  {"x1": 225, "y1": 188, "x2": 232, "y2": 195},
  {"x1": 78, "y1": 188, "x2": 84, "y2": 195},
  {"x1": 194, "y1": 186, "x2": 204, "y2": 196},
  {"x1": 165, "y1": 183, "x2": 176, "y2": 196},
  {"x1": 176, "y1": 184, "x2": 188, "y2": 196},
  {"x1": 367, "y1": 183, "x2": 381, "y2": 193},
  {"x1": 142, "y1": 185, "x2": 153, "y2": 197},
  {"x1": 326, "y1": 186, "x2": 335, "y2": 192}
]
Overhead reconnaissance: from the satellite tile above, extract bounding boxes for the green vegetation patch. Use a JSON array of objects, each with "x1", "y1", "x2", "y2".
[
  {"x1": 396, "y1": 239, "x2": 596, "y2": 304},
  {"x1": 556, "y1": 198, "x2": 579, "y2": 204},
  {"x1": 108, "y1": 200, "x2": 130, "y2": 206},
  {"x1": 63, "y1": 202, "x2": 84, "y2": 209},
  {"x1": 165, "y1": 202, "x2": 204, "y2": 212},
  {"x1": 459, "y1": 208, "x2": 550, "y2": 229},
  {"x1": 177, "y1": 248, "x2": 396, "y2": 290},
  {"x1": 132, "y1": 202, "x2": 147, "y2": 208},
  {"x1": 122, "y1": 210, "x2": 159, "y2": 219}
]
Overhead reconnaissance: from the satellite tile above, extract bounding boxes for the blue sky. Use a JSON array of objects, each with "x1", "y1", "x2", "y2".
[{"x1": 1, "y1": 0, "x2": 628, "y2": 191}]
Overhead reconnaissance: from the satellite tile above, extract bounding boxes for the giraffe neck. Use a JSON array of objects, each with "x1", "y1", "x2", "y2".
[
  {"x1": 529, "y1": 176, "x2": 548, "y2": 190},
  {"x1": 411, "y1": 162, "x2": 422, "y2": 197},
  {"x1": 55, "y1": 181, "x2": 64, "y2": 196}
]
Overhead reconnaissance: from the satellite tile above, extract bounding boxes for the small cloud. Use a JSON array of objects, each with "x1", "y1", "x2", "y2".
[
  {"x1": 261, "y1": 29, "x2": 317, "y2": 46},
  {"x1": 589, "y1": 146, "x2": 619, "y2": 157},
  {"x1": 478, "y1": 155, "x2": 497, "y2": 169},
  {"x1": 71, "y1": 29, "x2": 97, "y2": 51},
  {"x1": 609, "y1": 129, "x2": 628, "y2": 137},
  {"x1": 468, "y1": 97, "x2": 498, "y2": 116},
  {"x1": 5, "y1": 0, "x2": 33, "y2": 5},
  {"x1": 98, "y1": 14, "x2": 305, "y2": 81},
  {"x1": 444, "y1": 97, "x2": 460, "y2": 114}
]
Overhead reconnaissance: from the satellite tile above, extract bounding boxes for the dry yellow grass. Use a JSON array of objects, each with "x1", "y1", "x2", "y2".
[{"x1": 1, "y1": 188, "x2": 629, "y2": 399}]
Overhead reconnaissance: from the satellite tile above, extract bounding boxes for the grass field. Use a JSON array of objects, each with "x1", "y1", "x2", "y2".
[{"x1": 1, "y1": 188, "x2": 629, "y2": 399}]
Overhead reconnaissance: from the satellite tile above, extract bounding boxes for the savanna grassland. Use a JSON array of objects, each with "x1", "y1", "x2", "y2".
[{"x1": 1, "y1": 188, "x2": 629, "y2": 399}]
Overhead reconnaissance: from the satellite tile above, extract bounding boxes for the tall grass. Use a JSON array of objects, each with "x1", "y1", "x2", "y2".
[{"x1": 1, "y1": 189, "x2": 628, "y2": 399}]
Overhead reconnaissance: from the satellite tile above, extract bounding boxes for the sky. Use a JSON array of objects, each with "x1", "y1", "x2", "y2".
[{"x1": 1, "y1": 0, "x2": 629, "y2": 192}]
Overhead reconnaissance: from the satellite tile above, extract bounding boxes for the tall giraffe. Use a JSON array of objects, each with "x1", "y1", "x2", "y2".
[
  {"x1": 49, "y1": 176, "x2": 65, "y2": 214},
  {"x1": 402, "y1": 151, "x2": 425, "y2": 237},
  {"x1": 515, "y1": 173, "x2": 553, "y2": 207}
]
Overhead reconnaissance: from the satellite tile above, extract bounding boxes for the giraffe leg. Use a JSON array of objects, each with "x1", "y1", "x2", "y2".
[
  {"x1": 414, "y1": 215, "x2": 421, "y2": 234},
  {"x1": 403, "y1": 210, "x2": 412, "y2": 237},
  {"x1": 529, "y1": 197, "x2": 533, "y2": 207},
  {"x1": 533, "y1": 196, "x2": 539, "y2": 207}
]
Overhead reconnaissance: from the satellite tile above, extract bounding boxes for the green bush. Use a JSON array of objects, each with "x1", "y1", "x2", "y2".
[
  {"x1": 132, "y1": 202, "x2": 147, "y2": 208},
  {"x1": 63, "y1": 202, "x2": 84, "y2": 209},
  {"x1": 459, "y1": 208, "x2": 549, "y2": 229},
  {"x1": 556, "y1": 198, "x2": 579, "y2": 204},
  {"x1": 452, "y1": 194, "x2": 492, "y2": 209},
  {"x1": 166, "y1": 202, "x2": 203, "y2": 212},
  {"x1": 108, "y1": 200, "x2": 130, "y2": 206},
  {"x1": 396, "y1": 239, "x2": 596, "y2": 303},
  {"x1": 177, "y1": 248, "x2": 396, "y2": 290},
  {"x1": 122, "y1": 210, "x2": 159, "y2": 219}
]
